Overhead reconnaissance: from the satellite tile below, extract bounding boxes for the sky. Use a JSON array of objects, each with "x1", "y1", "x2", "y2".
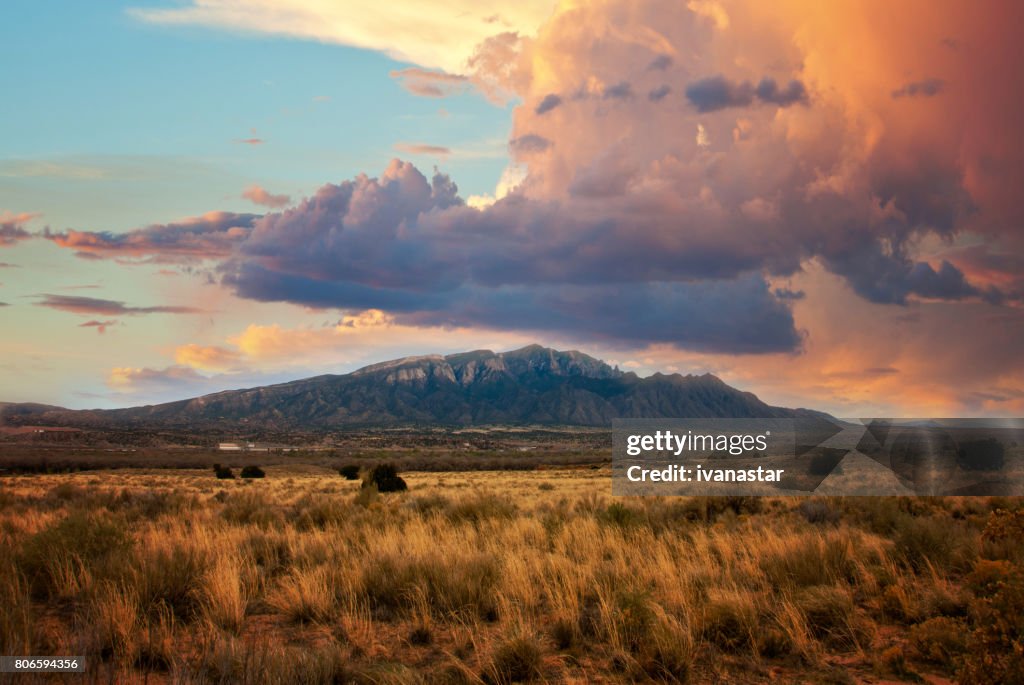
[{"x1": 1, "y1": 0, "x2": 1022, "y2": 417}]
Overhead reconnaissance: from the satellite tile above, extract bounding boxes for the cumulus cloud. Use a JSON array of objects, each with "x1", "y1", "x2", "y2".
[
  {"x1": 45, "y1": 0, "x2": 1024, "y2": 365},
  {"x1": 35, "y1": 294, "x2": 202, "y2": 316},
  {"x1": 131, "y1": 0, "x2": 556, "y2": 74},
  {"x1": 242, "y1": 184, "x2": 291, "y2": 208},
  {"x1": 173, "y1": 343, "x2": 242, "y2": 371}
]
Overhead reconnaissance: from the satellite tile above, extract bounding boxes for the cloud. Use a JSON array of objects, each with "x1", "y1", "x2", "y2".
[
  {"x1": 107, "y1": 365, "x2": 210, "y2": 394},
  {"x1": 685, "y1": 75, "x2": 807, "y2": 112},
  {"x1": 0, "y1": 262, "x2": 17, "y2": 268},
  {"x1": 393, "y1": 142, "x2": 452, "y2": 157},
  {"x1": 0, "y1": 212, "x2": 37, "y2": 247},
  {"x1": 390, "y1": 68, "x2": 470, "y2": 98},
  {"x1": 130, "y1": 0, "x2": 557, "y2": 74},
  {"x1": 235, "y1": 137, "x2": 265, "y2": 145},
  {"x1": 44, "y1": 0, "x2": 1024, "y2": 369},
  {"x1": 892, "y1": 78, "x2": 945, "y2": 98},
  {"x1": 79, "y1": 320, "x2": 118, "y2": 334},
  {"x1": 241, "y1": 184, "x2": 291, "y2": 208},
  {"x1": 602, "y1": 82, "x2": 633, "y2": 100},
  {"x1": 42, "y1": 211, "x2": 258, "y2": 262},
  {"x1": 509, "y1": 134, "x2": 552, "y2": 154},
  {"x1": 0, "y1": 302, "x2": 8, "y2": 307},
  {"x1": 535, "y1": 93, "x2": 562, "y2": 114},
  {"x1": 173, "y1": 343, "x2": 242, "y2": 371},
  {"x1": 648, "y1": 85, "x2": 671, "y2": 102},
  {"x1": 647, "y1": 54, "x2": 673, "y2": 71},
  {"x1": 35, "y1": 294, "x2": 202, "y2": 316}
]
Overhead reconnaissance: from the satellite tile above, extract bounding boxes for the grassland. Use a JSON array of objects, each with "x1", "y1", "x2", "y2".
[{"x1": 1, "y1": 464, "x2": 1022, "y2": 684}]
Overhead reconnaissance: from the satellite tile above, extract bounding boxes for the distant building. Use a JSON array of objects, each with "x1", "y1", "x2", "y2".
[{"x1": 218, "y1": 442, "x2": 243, "y2": 451}]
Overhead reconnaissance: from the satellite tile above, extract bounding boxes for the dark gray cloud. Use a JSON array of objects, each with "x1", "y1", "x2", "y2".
[
  {"x1": 0, "y1": 223, "x2": 31, "y2": 247},
  {"x1": 509, "y1": 134, "x2": 552, "y2": 153},
  {"x1": 647, "y1": 54, "x2": 673, "y2": 71},
  {"x1": 535, "y1": 93, "x2": 562, "y2": 114},
  {"x1": 35, "y1": 294, "x2": 202, "y2": 316},
  {"x1": 755, "y1": 78, "x2": 808, "y2": 106},
  {"x1": 603, "y1": 81, "x2": 633, "y2": 100},
  {"x1": 686, "y1": 76, "x2": 754, "y2": 112},
  {"x1": 648, "y1": 85, "x2": 671, "y2": 102},
  {"x1": 47, "y1": 155, "x2": 1001, "y2": 355},
  {"x1": 892, "y1": 78, "x2": 945, "y2": 98},
  {"x1": 42, "y1": 212, "x2": 259, "y2": 262},
  {"x1": 685, "y1": 75, "x2": 808, "y2": 112}
]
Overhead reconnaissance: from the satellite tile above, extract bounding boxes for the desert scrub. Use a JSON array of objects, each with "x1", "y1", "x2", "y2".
[
  {"x1": 220, "y1": 490, "x2": 284, "y2": 529},
  {"x1": 483, "y1": 634, "x2": 543, "y2": 684},
  {"x1": 360, "y1": 551, "x2": 500, "y2": 620},
  {"x1": 960, "y1": 556, "x2": 1024, "y2": 683},
  {"x1": 268, "y1": 566, "x2": 336, "y2": 624},
  {"x1": 88, "y1": 581, "x2": 140, "y2": 664},
  {"x1": 18, "y1": 509, "x2": 132, "y2": 599}
]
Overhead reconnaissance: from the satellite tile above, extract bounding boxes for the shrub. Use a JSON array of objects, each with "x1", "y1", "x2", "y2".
[
  {"x1": 961, "y1": 559, "x2": 1024, "y2": 684},
  {"x1": 214, "y1": 465, "x2": 235, "y2": 480},
  {"x1": 134, "y1": 543, "x2": 209, "y2": 622},
  {"x1": 600, "y1": 502, "x2": 643, "y2": 528},
  {"x1": 363, "y1": 463, "x2": 407, "y2": 493},
  {"x1": 908, "y1": 617, "x2": 966, "y2": 671},
  {"x1": 268, "y1": 567, "x2": 335, "y2": 624},
  {"x1": 338, "y1": 465, "x2": 361, "y2": 480},
  {"x1": 796, "y1": 586, "x2": 869, "y2": 650},
  {"x1": 702, "y1": 592, "x2": 756, "y2": 652},
  {"x1": 220, "y1": 490, "x2": 283, "y2": 529},
  {"x1": 240, "y1": 465, "x2": 265, "y2": 479},
  {"x1": 798, "y1": 500, "x2": 840, "y2": 525},
  {"x1": 483, "y1": 635, "x2": 542, "y2": 684},
  {"x1": 18, "y1": 510, "x2": 133, "y2": 599}
]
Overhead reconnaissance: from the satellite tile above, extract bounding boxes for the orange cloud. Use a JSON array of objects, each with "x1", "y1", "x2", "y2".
[
  {"x1": 173, "y1": 344, "x2": 243, "y2": 372},
  {"x1": 241, "y1": 184, "x2": 291, "y2": 208}
]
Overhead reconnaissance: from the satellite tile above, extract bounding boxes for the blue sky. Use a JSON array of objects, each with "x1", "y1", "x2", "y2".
[{"x1": 1, "y1": 0, "x2": 510, "y2": 231}]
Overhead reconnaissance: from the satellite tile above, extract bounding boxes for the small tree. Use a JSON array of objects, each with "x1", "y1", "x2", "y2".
[
  {"x1": 363, "y1": 463, "x2": 407, "y2": 492},
  {"x1": 338, "y1": 464, "x2": 361, "y2": 481},
  {"x1": 214, "y1": 465, "x2": 235, "y2": 479},
  {"x1": 240, "y1": 465, "x2": 265, "y2": 479}
]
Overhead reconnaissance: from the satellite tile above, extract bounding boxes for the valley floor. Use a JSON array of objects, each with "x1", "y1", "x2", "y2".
[{"x1": 0, "y1": 465, "x2": 1021, "y2": 684}]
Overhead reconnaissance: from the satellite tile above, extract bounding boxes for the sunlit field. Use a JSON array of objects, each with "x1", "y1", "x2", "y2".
[{"x1": 1, "y1": 465, "x2": 1022, "y2": 684}]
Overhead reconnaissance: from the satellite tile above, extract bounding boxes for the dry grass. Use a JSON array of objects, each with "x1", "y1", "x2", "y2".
[{"x1": 0, "y1": 465, "x2": 1019, "y2": 683}]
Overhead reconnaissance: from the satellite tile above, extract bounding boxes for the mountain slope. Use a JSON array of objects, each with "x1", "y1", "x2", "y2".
[{"x1": 1, "y1": 345, "x2": 821, "y2": 429}]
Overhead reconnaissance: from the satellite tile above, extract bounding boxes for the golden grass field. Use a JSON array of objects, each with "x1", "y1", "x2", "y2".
[{"x1": 1, "y1": 464, "x2": 1023, "y2": 684}]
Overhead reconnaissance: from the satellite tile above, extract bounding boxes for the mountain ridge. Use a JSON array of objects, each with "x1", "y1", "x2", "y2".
[{"x1": 0, "y1": 345, "x2": 826, "y2": 429}]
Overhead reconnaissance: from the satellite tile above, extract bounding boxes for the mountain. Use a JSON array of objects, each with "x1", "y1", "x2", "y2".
[{"x1": 0, "y1": 345, "x2": 823, "y2": 429}]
